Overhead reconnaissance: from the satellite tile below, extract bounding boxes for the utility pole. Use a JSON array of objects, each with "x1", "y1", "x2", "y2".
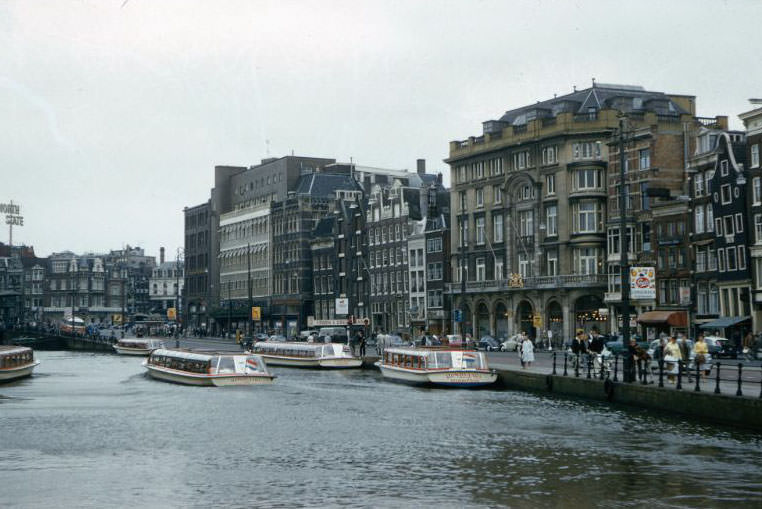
[{"x1": 619, "y1": 116, "x2": 632, "y2": 380}]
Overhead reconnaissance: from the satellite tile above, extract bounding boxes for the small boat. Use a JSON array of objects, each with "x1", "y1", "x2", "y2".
[
  {"x1": 113, "y1": 338, "x2": 164, "y2": 356},
  {"x1": 143, "y1": 348, "x2": 275, "y2": 386},
  {"x1": 252, "y1": 341, "x2": 363, "y2": 368},
  {"x1": 375, "y1": 347, "x2": 497, "y2": 387},
  {"x1": 0, "y1": 345, "x2": 40, "y2": 382}
]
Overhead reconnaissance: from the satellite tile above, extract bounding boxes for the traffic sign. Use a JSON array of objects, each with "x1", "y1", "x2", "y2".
[{"x1": 454, "y1": 309, "x2": 463, "y2": 322}]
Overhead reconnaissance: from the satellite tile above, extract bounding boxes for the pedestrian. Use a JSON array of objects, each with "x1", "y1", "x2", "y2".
[
  {"x1": 589, "y1": 327, "x2": 604, "y2": 354},
  {"x1": 359, "y1": 333, "x2": 366, "y2": 357},
  {"x1": 693, "y1": 334, "x2": 709, "y2": 378},
  {"x1": 743, "y1": 331, "x2": 754, "y2": 360},
  {"x1": 520, "y1": 334, "x2": 534, "y2": 368},
  {"x1": 664, "y1": 335, "x2": 682, "y2": 383}
]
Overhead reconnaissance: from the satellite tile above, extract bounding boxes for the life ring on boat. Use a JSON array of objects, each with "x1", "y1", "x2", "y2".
[
  {"x1": 545, "y1": 375, "x2": 553, "y2": 392},
  {"x1": 603, "y1": 378, "x2": 614, "y2": 401}
]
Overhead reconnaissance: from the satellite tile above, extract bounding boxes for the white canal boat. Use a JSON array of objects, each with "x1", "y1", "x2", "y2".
[
  {"x1": 143, "y1": 348, "x2": 275, "y2": 386},
  {"x1": 113, "y1": 338, "x2": 164, "y2": 356},
  {"x1": 375, "y1": 347, "x2": 497, "y2": 388},
  {"x1": 0, "y1": 345, "x2": 40, "y2": 382},
  {"x1": 252, "y1": 341, "x2": 363, "y2": 369}
]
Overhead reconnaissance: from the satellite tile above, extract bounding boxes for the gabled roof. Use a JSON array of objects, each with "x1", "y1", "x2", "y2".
[{"x1": 294, "y1": 172, "x2": 363, "y2": 199}]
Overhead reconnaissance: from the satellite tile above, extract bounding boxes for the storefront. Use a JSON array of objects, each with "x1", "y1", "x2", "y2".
[{"x1": 637, "y1": 310, "x2": 688, "y2": 339}]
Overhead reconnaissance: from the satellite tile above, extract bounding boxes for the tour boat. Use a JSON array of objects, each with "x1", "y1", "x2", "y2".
[
  {"x1": 252, "y1": 341, "x2": 363, "y2": 368},
  {"x1": 0, "y1": 345, "x2": 40, "y2": 382},
  {"x1": 113, "y1": 338, "x2": 164, "y2": 356},
  {"x1": 143, "y1": 348, "x2": 275, "y2": 386},
  {"x1": 375, "y1": 347, "x2": 497, "y2": 387}
]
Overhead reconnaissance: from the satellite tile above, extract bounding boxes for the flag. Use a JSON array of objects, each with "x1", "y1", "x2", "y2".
[{"x1": 246, "y1": 358, "x2": 258, "y2": 371}]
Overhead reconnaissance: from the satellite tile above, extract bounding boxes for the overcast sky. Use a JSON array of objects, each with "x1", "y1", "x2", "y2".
[{"x1": 2, "y1": 0, "x2": 761, "y2": 259}]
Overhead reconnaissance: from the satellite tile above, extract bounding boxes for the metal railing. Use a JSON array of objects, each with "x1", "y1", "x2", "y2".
[{"x1": 549, "y1": 351, "x2": 762, "y2": 398}]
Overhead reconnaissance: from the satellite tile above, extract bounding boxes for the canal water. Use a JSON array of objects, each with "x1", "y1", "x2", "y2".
[{"x1": 1, "y1": 351, "x2": 761, "y2": 508}]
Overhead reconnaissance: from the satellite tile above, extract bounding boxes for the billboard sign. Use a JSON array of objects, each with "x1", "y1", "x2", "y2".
[
  {"x1": 335, "y1": 298, "x2": 349, "y2": 315},
  {"x1": 630, "y1": 267, "x2": 656, "y2": 300}
]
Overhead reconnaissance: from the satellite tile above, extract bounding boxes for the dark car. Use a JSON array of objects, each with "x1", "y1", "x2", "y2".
[
  {"x1": 704, "y1": 336, "x2": 735, "y2": 358},
  {"x1": 604, "y1": 335, "x2": 647, "y2": 355},
  {"x1": 478, "y1": 336, "x2": 501, "y2": 351}
]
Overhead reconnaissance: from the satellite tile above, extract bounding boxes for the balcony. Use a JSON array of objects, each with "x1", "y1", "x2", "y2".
[{"x1": 446, "y1": 274, "x2": 607, "y2": 294}]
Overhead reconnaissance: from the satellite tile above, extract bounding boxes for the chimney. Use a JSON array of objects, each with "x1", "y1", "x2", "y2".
[
  {"x1": 716, "y1": 115, "x2": 729, "y2": 131},
  {"x1": 160, "y1": 247, "x2": 165, "y2": 264},
  {"x1": 417, "y1": 159, "x2": 426, "y2": 175}
]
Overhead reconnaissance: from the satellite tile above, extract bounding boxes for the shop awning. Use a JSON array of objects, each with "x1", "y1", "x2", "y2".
[
  {"x1": 637, "y1": 310, "x2": 687, "y2": 327},
  {"x1": 699, "y1": 316, "x2": 750, "y2": 329}
]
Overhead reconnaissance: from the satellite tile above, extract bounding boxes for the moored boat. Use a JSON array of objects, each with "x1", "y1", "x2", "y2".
[
  {"x1": 0, "y1": 345, "x2": 40, "y2": 382},
  {"x1": 252, "y1": 341, "x2": 362, "y2": 368},
  {"x1": 113, "y1": 338, "x2": 164, "y2": 356},
  {"x1": 375, "y1": 347, "x2": 497, "y2": 387},
  {"x1": 143, "y1": 348, "x2": 275, "y2": 386}
]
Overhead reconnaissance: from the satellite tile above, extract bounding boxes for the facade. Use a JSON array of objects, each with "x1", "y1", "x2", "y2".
[
  {"x1": 447, "y1": 83, "x2": 697, "y2": 344},
  {"x1": 149, "y1": 256, "x2": 185, "y2": 316},
  {"x1": 270, "y1": 171, "x2": 362, "y2": 336},
  {"x1": 184, "y1": 201, "x2": 214, "y2": 332},
  {"x1": 422, "y1": 182, "x2": 451, "y2": 335},
  {"x1": 105, "y1": 246, "x2": 156, "y2": 318},
  {"x1": 739, "y1": 102, "x2": 762, "y2": 333},
  {"x1": 217, "y1": 202, "x2": 271, "y2": 334},
  {"x1": 689, "y1": 128, "x2": 750, "y2": 338}
]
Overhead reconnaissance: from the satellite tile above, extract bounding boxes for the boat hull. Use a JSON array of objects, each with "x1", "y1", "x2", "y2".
[
  {"x1": 0, "y1": 361, "x2": 40, "y2": 382},
  {"x1": 376, "y1": 363, "x2": 497, "y2": 388},
  {"x1": 144, "y1": 364, "x2": 274, "y2": 386}
]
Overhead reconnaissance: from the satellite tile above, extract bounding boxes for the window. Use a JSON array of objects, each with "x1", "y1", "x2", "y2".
[
  {"x1": 546, "y1": 251, "x2": 558, "y2": 276},
  {"x1": 640, "y1": 182, "x2": 650, "y2": 210},
  {"x1": 573, "y1": 142, "x2": 601, "y2": 160},
  {"x1": 575, "y1": 169, "x2": 602, "y2": 190},
  {"x1": 542, "y1": 146, "x2": 557, "y2": 165},
  {"x1": 694, "y1": 173, "x2": 705, "y2": 197},
  {"x1": 476, "y1": 258, "x2": 486, "y2": 281},
  {"x1": 574, "y1": 200, "x2": 601, "y2": 233},
  {"x1": 739, "y1": 246, "x2": 747, "y2": 270},
  {"x1": 608, "y1": 227, "x2": 621, "y2": 255},
  {"x1": 475, "y1": 188, "x2": 484, "y2": 207},
  {"x1": 575, "y1": 247, "x2": 599, "y2": 275},
  {"x1": 545, "y1": 174, "x2": 556, "y2": 195},
  {"x1": 727, "y1": 246, "x2": 737, "y2": 271},
  {"x1": 521, "y1": 185, "x2": 533, "y2": 200},
  {"x1": 476, "y1": 217, "x2": 485, "y2": 245},
  {"x1": 724, "y1": 216, "x2": 734, "y2": 237},
  {"x1": 718, "y1": 248, "x2": 726, "y2": 271},
  {"x1": 721, "y1": 184, "x2": 732, "y2": 204},
  {"x1": 427, "y1": 262, "x2": 443, "y2": 281},
  {"x1": 736, "y1": 213, "x2": 744, "y2": 233},
  {"x1": 427, "y1": 290, "x2": 443, "y2": 308},
  {"x1": 514, "y1": 151, "x2": 531, "y2": 169},
  {"x1": 490, "y1": 157, "x2": 503, "y2": 176},
  {"x1": 459, "y1": 191, "x2": 467, "y2": 211},
  {"x1": 715, "y1": 217, "x2": 723, "y2": 236},
  {"x1": 475, "y1": 161, "x2": 484, "y2": 179},
  {"x1": 696, "y1": 247, "x2": 706, "y2": 272},
  {"x1": 639, "y1": 148, "x2": 650, "y2": 170},
  {"x1": 493, "y1": 186, "x2": 503, "y2": 204},
  {"x1": 694, "y1": 207, "x2": 704, "y2": 234},
  {"x1": 705, "y1": 171, "x2": 713, "y2": 195},
  {"x1": 708, "y1": 247, "x2": 717, "y2": 270},
  {"x1": 519, "y1": 210, "x2": 533, "y2": 236},
  {"x1": 493, "y1": 214, "x2": 504, "y2": 243},
  {"x1": 426, "y1": 237, "x2": 442, "y2": 253},
  {"x1": 706, "y1": 205, "x2": 714, "y2": 232},
  {"x1": 754, "y1": 177, "x2": 761, "y2": 205},
  {"x1": 720, "y1": 159, "x2": 729, "y2": 176},
  {"x1": 518, "y1": 252, "x2": 530, "y2": 278},
  {"x1": 756, "y1": 214, "x2": 762, "y2": 243},
  {"x1": 545, "y1": 205, "x2": 557, "y2": 236},
  {"x1": 752, "y1": 144, "x2": 760, "y2": 169}
]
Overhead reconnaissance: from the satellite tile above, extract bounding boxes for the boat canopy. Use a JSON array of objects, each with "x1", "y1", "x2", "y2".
[
  {"x1": 151, "y1": 348, "x2": 214, "y2": 362},
  {"x1": 0, "y1": 346, "x2": 33, "y2": 356},
  {"x1": 384, "y1": 348, "x2": 487, "y2": 370}
]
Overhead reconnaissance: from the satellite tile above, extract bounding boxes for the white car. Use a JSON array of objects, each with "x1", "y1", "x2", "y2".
[{"x1": 500, "y1": 336, "x2": 519, "y2": 352}]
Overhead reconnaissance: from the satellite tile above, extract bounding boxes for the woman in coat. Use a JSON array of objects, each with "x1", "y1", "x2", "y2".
[{"x1": 520, "y1": 335, "x2": 535, "y2": 368}]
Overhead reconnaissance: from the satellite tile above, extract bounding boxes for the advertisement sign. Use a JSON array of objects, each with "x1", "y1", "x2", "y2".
[
  {"x1": 630, "y1": 267, "x2": 656, "y2": 300},
  {"x1": 251, "y1": 306, "x2": 261, "y2": 321},
  {"x1": 679, "y1": 287, "x2": 691, "y2": 306},
  {"x1": 335, "y1": 298, "x2": 349, "y2": 315},
  {"x1": 167, "y1": 307, "x2": 177, "y2": 320},
  {"x1": 532, "y1": 314, "x2": 543, "y2": 327}
]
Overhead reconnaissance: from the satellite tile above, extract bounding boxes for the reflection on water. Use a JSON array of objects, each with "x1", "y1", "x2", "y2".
[{"x1": 1, "y1": 351, "x2": 760, "y2": 508}]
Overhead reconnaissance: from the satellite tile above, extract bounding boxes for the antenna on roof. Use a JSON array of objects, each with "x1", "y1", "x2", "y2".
[
  {"x1": 592, "y1": 77, "x2": 596, "y2": 87},
  {"x1": 573, "y1": 85, "x2": 577, "y2": 92}
]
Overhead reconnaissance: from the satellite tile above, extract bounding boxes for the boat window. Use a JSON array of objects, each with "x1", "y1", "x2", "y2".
[
  {"x1": 434, "y1": 352, "x2": 453, "y2": 368},
  {"x1": 217, "y1": 356, "x2": 236, "y2": 373},
  {"x1": 461, "y1": 352, "x2": 485, "y2": 369}
]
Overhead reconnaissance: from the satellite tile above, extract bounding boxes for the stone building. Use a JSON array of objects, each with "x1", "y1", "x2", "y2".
[
  {"x1": 447, "y1": 83, "x2": 698, "y2": 345},
  {"x1": 149, "y1": 248, "x2": 184, "y2": 316}
]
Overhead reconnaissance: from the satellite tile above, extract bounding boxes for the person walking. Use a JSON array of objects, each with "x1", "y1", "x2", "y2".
[
  {"x1": 358, "y1": 332, "x2": 366, "y2": 357},
  {"x1": 693, "y1": 334, "x2": 709, "y2": 378},
  {"x1": 520, "y1": 334, "x2": 535, "y2": 368},
  {"x1": 664, "y1": 335, "x2": 682, "y2": 383}
]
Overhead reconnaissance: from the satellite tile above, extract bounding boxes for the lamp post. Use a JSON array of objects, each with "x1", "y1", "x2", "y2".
[
  {"x1": 175, "y1": 248, "x2": 184, "y2": 346},
  {"x1": 618, "y1": 116, "x2": 632, "y2": 381}
]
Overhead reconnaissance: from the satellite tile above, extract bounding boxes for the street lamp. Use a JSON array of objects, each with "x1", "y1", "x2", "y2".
[
  {"x1": 617, "y1": 116, "x2": 633, "y2": 381},
  {"x1": 175, "y1": 247, "x2": 184, "y2": 346}
]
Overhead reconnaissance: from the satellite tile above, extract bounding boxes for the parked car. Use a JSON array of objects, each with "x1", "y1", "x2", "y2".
[
  {"x1": 445, "y1": 334, "x2": 463, "y2": 347},
  {"x1": 268, "y1": 334, "x2": 287, "y2": 342},
  {"x1": 478, "y1": 336, "x2": 501, "y2": 351},
  {"x1": 500, "y1": 336, "x2": 519, "y2": 352},
  {"x1": 604, "y1": 335, "x2": 647, "y2": 355},
  {"x1": 704, "y1": 336, "x2": 734, "y2": 358}
]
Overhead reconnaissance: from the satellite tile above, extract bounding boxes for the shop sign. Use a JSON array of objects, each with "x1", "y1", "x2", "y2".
[
  {"x1": 630, "y1": 267, "x2": 655, "y2": 300},
  {"x1": 335, "y1": 298, "x2": 349, "y2": 315},
  {"x1": 679, "y1": 287, "x2": 691, "y2": 305}
]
